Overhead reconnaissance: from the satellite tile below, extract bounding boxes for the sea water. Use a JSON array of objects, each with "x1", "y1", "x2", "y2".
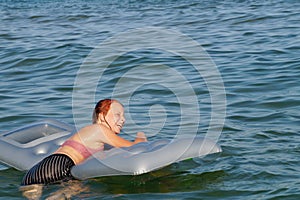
[{"x1": 0, "y1": 0, "x2": 299, "y2": 199}]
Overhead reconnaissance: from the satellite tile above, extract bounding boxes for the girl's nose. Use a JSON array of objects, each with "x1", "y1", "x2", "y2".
[{"x1": 121, "y1": 116, "x2": 126, "y2": 124}]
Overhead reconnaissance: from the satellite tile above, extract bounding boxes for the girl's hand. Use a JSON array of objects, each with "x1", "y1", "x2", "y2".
[{"x1": 134, "y1": 132, "x2": 147, "y2": 143}]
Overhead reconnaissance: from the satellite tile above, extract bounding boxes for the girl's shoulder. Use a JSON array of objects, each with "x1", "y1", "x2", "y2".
[
  {"x1": 77, "y1": 124, "x2": 114, "y2": 139},
  {"x1": 82, "y1": 123, "x2": 107, "y2": 132},
  {"x1": 79, "y1": 124, "x2": 101, "y2": 133}
]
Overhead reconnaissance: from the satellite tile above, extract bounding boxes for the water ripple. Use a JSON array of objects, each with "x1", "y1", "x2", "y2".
[{"x1": 0, "y1": 0, "x2": 300, "y2": 199}]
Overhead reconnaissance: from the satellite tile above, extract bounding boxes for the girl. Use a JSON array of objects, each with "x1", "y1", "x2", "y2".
[{"x1": 21, "y1": 99, "x2": 147, "y2": 186}]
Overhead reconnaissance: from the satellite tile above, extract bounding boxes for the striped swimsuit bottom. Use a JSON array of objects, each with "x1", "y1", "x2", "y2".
[{"x1": 21, "y1": 154, "x2": 75, "y2": 186}]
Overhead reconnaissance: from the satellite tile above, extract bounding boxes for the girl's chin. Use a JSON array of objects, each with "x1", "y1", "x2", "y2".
[{"x1": 114, "y1": 129, "x2": 121, "y2": 134}]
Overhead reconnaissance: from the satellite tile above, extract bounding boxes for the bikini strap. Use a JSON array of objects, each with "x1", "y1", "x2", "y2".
[{"x1": 62, "y1": 140, "x2": 103, "y2": 159}]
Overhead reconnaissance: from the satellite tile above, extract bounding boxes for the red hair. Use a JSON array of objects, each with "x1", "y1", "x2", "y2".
[{"x1": 92, "y1": 99, "x2": 118, "y2": 124}]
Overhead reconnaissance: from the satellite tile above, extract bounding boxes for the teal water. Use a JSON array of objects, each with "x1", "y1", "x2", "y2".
[{"x1": 1, "y1": 0, "x2": 300, "y2": 199}]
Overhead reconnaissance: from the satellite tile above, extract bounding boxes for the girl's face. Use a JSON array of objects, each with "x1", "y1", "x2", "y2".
[{"x1": 102, "y1": 101, "x2": 125, "y2": 134}]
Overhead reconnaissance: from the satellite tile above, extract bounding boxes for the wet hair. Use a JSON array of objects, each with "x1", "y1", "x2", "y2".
[{"x1": 92, "y1": 99, "x2": 118, "y2": 125}]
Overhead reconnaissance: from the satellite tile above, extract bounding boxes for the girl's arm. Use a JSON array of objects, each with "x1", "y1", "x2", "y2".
[{"x1": 83, "y1": 124, "x2": 147, "y2": 148}]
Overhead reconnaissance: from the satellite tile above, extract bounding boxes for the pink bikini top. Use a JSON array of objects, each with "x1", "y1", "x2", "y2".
[{"x1": 62, "y1": 140, "x2": 104, "y2": 159}]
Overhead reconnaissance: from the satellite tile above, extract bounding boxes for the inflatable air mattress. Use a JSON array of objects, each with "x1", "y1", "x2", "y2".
[{"x1": 0, "y1": 119, "x2": 222, "y2": 179}]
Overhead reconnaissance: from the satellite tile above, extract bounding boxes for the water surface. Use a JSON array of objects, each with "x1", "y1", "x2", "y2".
[{"x1": 0, "y1": 0, "x2": 299, "y2": 199}]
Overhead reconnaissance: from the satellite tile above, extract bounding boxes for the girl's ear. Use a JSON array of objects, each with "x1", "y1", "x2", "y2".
[{"x1": 98, "y1": 113, "x2": 105, "y2": 124}]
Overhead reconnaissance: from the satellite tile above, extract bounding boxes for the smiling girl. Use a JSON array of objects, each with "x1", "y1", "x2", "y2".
[{"x1": 21, "y1": 99, "x2": 147, "y2": 186}]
